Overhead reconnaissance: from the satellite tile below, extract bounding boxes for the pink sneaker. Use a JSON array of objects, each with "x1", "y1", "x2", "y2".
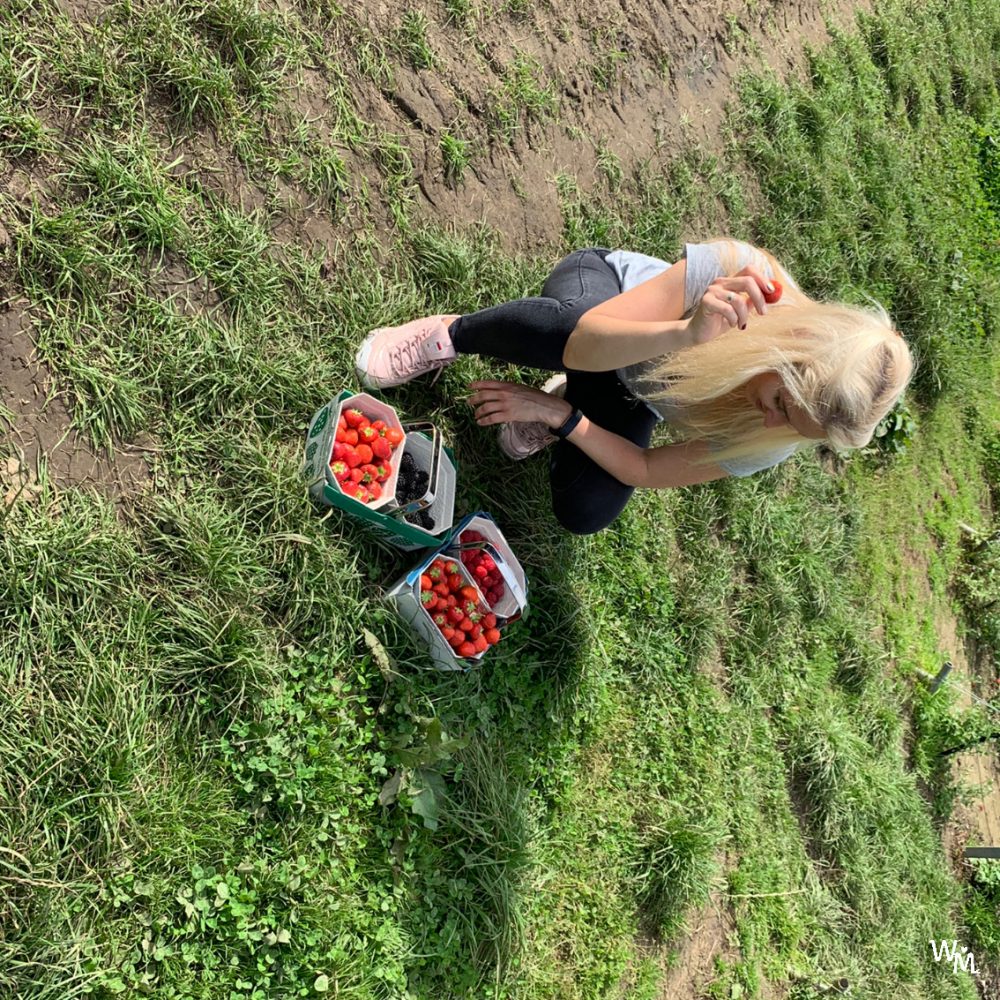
[
  {"x1": 498, "y1": 374, "x2": 567, "y2": 460},
  {"x1": 355, "y1": 315, "x2": 457, "y2": 389}
]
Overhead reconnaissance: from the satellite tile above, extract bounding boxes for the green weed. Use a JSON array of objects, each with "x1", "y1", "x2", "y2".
[
  {"x1": 398, "y1": 9, "x2": 436, "y2": 71},
  {"x1": 440, "y1": 127, "x2": 471, "y2": 185},
  {"x1": 486, "y1": 51, "x2": 558, "y2": 142}
]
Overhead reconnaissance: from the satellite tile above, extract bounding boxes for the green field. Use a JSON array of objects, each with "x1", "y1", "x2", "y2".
[{"x1": 2, "y1": 0, "x2": 1000, "y2": 997}]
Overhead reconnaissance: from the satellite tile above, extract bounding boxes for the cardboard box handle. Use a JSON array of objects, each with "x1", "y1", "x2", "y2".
[{"x1": 450, "y1": 539, "x2": 526, "y2": 625}]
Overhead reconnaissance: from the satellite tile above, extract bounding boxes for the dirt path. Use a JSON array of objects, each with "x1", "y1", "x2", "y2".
[
  {"x1": 339, "y1": 0, "x2": 873, "y2": 253},
  {"x1": 935, "y1": 605, "x2": 1000, "y2": 865}
]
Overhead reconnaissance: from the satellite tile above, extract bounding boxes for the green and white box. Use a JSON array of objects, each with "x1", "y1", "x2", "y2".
[{"x1": 302, "y1": 391, "x2": 456, "y2": 550}]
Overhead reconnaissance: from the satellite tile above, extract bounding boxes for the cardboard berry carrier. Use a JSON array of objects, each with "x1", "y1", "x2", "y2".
[
  {"x1": 302, "y1": 391, "x2": 456, "y2": 550},
  {"x1": 303, "y1": 394, "x2": 528, "y2": 670},
  {"x1": 385, "y1": 513, "x2": 529, "y2": 671}
]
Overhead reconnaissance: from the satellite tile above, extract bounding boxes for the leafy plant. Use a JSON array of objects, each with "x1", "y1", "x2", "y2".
[
  {"x1": 866, "y1": 398, "x2": 918, "y2": 455},
  {"x1": 955, "y1": 529, "x2": 1000, "y2": 655},
  {"x1": 379, "y1": 715, "x2": 470, "y2": 830},
  {"x1": 965, "y1": 859, "x2": 1000, "y2": 960}
]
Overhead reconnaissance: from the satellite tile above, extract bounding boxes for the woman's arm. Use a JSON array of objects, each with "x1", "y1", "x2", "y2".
[
  {"x1": 562, "y1": 260, "x2": 774, "y2": 371},
  {"x1": 467, "y1": 381, "x2": 729, "y2": 488},
  {"x1": 563, "y1": 260, "x2": 692, "y2": 370},
  {"x1": 563, "y1": 417, "x2": 729, "y2": 487}
]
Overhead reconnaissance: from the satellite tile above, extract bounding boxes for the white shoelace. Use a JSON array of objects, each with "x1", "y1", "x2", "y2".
[
  {"x1": 388, "y1": 327, "x2": 449, "y2": 383},
  {"x1": 389, "y1": 334, "x2": 429, "y2": 377}
]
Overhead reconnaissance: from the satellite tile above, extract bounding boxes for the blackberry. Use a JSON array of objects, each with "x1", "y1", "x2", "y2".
[{"x1": 410, "y1": 508, "x2": 434, "y2": 529}]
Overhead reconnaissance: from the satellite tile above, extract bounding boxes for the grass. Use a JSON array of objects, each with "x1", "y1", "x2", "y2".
[
  {"x1": 2, "y1": 0, "x2": 1000, "y2": 998},
  {"x1": 440, "y1": 127, "x2": 472, "y2": 186},
  {"x1": 486, "y1": 52, "x2": 559, "y2": 143},
  {"x1": 397, "y1": 10, "x2": 436, "y2": 71}
]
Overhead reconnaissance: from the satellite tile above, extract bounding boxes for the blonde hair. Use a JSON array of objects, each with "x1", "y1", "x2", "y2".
[{"x1": 646, "y1": 243, "x2": 914, "y2": 465}]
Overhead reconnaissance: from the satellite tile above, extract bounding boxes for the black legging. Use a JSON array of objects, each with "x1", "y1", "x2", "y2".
[{"x1": 449, "y1": 248, "x2": 659, "y2": 535}]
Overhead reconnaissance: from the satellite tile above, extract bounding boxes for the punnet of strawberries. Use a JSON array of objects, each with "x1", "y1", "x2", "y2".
[
  {"x1": 419, "y1": 557, "x2": 501, "y2": 659},
  {"x1": 329, "y1": 405, "x2": 405, "y2": 504},
  {"x1": 457, "y1": 530, "x2": 505, "y2": 609}
]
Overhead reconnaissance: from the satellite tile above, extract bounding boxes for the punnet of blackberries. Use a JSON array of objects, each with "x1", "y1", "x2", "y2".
[{"x1": 395, "y1": 451, "x2": 434, "y2": 529}]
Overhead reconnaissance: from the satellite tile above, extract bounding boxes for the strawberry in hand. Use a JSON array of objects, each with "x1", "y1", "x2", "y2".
[{"x1": 762, "y1": 280, "x2": 783, "y2": 305}]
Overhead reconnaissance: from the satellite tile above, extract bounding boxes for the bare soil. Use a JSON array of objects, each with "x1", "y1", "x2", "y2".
[
  {"x1": 0, "y1": 302, "x2": 152, "y2": 504},
  {"x1": 316, "y1": 0, "x2": 873, "y2": 254}
]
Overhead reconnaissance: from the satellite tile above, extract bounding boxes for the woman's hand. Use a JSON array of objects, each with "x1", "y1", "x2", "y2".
[
  {"x1": 467, "y1": 380, "x2": 573, "y2": 430},
  {"x1": 687, "y1": 266, "x2": 775, "y2": 345}
]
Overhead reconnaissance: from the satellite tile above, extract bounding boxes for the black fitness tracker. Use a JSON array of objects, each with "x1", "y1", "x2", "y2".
[{"x1": 553, "y1": 407, "x2": 584, "y2": 439}]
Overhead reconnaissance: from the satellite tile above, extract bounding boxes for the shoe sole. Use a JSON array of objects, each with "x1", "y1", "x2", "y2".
[
  {"x1": 354, "y1": 329, "x2": 382, "y2": 389},
  {"x1": 541, "y1": 373, "x2": 568, "y2": 398}
]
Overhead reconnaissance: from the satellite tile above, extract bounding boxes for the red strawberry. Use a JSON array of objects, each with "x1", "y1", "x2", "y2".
[
  {"x1": 420, "y1": 574, "x2": 433, "y2": 591},
  {"x1": 484, "y1": 628, "x2": 501, "y2": 645},
  {"x1": 349, "y1": 467, "x2": 365, "y2": 484},
  {"x1": 371, "y1": 419, "x2": 386, "y2": 433},
  {"x1": 368, "y1": 482, "x2": 382, "y2": 500},
  {"x1": 433, "y1": 582, "x2": 449, "y2": 598},
  {"x1": 432, "y1": 612, "x2": 448, "y2": 629},
  {"x1": 358, "y1": 425, "x2": 379, "y2": 444},
  {"x1": 420, "y1": 591, "x2": 437, "y2": 610},
  {"x1": 374, "y1": 463, "x2": 391, "y2": 482},
  {"x1": 330, "y1": 460, "x2": 349, "y2": 481},
  {"x1": 337, "y1": 415, "x2": 347, "y2": 431},
  {"x1": 427, "y1": 564, "x2": 443, "y2": 582},
  {"x1": 444, "y1": 561, "x2": 460, "y2": 576},
  {"x1": 468, "y1": 623, "x2": 482, "y2": 640},
  {"x1": 445, "y1": 594, "x2": 457, "y2": 608},
  {"x1": 448, "y1": 631, "x2": 464, "y2": 647},
  {"x1": 371, "y1": 437, "x2": 392, "y2": 461},
  {"x1": 473, "y1": 636, "x2": 488, "y2": 653},
  {"x1": 458, "y1": 617, "x2": 473, "y2": 633},
  {"x1": 345, "y1": 483, "x2": 367, "y2": 501},
  {"x1": 355, "y1": 444, "x2": 374, "y2": 464},
  {"x1": 359, "y1": 463, "x2": 379, "y2": 484},
  {"x1": 343, "y1": 447, "x2": 362, "y2": 469},
  {"x1": 343, "y1": 428, "x2": 359, "y2": 446},
  {"x1": 457, "y1": 641, "x2": 476, "y2": 658},
  {"x1": 343, "y1": 407, "x2": 365, "y2": 428},
  {"x1": 462, "y1": 600, "x2": 478, "y2": 618},
  {"x1": 447, "y1": 573, "x2": 463, "y2": 592},
  {"x1": 459, "y1": 587, "x2": 478, "y2": 602},
  {"x1": 335, "y1": 428, "x2": 348, "y2": 444},
  {"x1": 483, "y1": 614, "x2": 497, "y2": 629},
  {"x1": 441, "y1": 626, "x2": 455, "y2": 641},
  {"x1": 447, "y1": 607, "x2": 464, "y2": 625},
  {"x1": 762, "y1": 279, "x2": 783, "y2": 305},
  {"x1": 384, "y1": 427, "x2": 404, "y2": 447}
]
